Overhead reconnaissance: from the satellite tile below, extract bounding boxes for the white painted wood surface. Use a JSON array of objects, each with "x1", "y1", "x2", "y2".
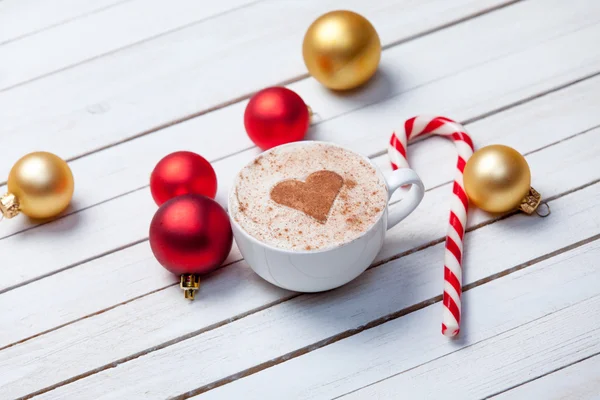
[
  {"x1": 0, "y1": 0, "x2": 598, "y2": 399},
  {"x1": 200, "y1": 239, "x2": 600, "y2": 400},
  {"x1": 491, "y1": 355, "x2": 600, "y2": 400},
  {"x1": 2, "y1": 0, "x2": 599, "y2": 289}
]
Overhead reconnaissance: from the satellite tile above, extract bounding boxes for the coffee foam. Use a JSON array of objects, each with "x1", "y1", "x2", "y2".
[{"x1": 230, "y1": 142, "x2": 387, "y2": 251}]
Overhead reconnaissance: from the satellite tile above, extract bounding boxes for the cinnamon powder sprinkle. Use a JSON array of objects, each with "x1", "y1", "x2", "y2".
[{"x1": 346, "y1": 216, "x2": 360, "y2": 225}]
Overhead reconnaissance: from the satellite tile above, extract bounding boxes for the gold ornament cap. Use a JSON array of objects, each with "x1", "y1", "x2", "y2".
[
  {"x1": 519, "y1": 187, "x2": 542, "y2": 215},
  {"x1": 180, "y1": 274, "x2": 200, "y2": 300},
  {"x1": 0, "y1": 193, "x2": 20, "y2": 219}
]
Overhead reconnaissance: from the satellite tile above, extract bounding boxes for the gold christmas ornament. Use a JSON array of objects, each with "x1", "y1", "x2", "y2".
[
  {"x1": 464, "y1": 145, "x2": 548, "y2": 215},
  {"x1": 0, "y1": 152, "x2": 74, "y2": 220},
  {"x1": 303, "y1": 10, "x2": 381, "y2": 90}
]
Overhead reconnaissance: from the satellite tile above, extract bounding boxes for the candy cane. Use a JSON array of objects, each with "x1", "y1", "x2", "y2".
[{"x1": 388, "y1": 116, "x2": 474, "y2": 337}]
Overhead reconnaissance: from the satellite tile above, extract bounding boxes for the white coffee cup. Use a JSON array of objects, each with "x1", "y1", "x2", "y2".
[{"x1": 228, "y1": 141, "x2": 424, "y2": 292}]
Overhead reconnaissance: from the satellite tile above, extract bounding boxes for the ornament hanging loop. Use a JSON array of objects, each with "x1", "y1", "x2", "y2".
[
  {"x1": 518, "y1": 186, "x2": 550, "y2": 217},
  {"x1": 535, "y1": 201, "x2": 551, "y2": 217}
]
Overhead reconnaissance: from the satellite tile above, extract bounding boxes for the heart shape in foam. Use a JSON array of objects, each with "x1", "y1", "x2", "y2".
[{"x1": 270, "y1": 170, "x2": 344, "y2": 223}]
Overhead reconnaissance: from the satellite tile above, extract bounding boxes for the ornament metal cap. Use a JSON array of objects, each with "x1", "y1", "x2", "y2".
[
  {"x1": 519, "y1": 187, "x2": 542, "y2": 214},
  {"x1": 0, "y1": 193, "x2": 20, "y2": 220},
  {"x1": 520, "y1": 187, "x2": 550, "y2": 217},
  {"x1": 180, "y1": 274, "x2": 200, "y2": 300}
]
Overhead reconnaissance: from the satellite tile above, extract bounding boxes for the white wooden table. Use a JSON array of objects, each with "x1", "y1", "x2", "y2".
[{"x1": 1, "y1": 0, "x2": 599, "y2": 399}]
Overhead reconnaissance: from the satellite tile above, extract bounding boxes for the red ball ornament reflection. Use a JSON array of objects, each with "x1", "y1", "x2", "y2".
[
  {"x1": 244, "y1": 87, "x2": 310, "y2": 150},
  {"x1": 150, "y1": 151, "x2": 217, "y2": 206},
  {"x1": 149, "y1": 194, "x2": 233, "y2": 298}
]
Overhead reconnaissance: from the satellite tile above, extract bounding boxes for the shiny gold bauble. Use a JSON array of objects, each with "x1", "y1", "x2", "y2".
[
  {"x1": 302, "y1": 10, "x2": 381, "y2": 90},
  {"x1": 464, "y1": 145, "x2": 531, "y2": 213},
  {"x1": 7, "y1": 152, "x2": 74, "y2": 219}
]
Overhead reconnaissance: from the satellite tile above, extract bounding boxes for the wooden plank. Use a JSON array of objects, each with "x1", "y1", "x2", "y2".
[
  {"x1": 28, "y1": 185, "x2": 600, "y2": 400},
  {"x1": 199, "y1": 241, "x2": 600, "y2": 400},
  {"x1": 490, "y1": 355, "x2": 600, "y2": 400},
  {"x1": 0, "y1": 0, "x2": 126, "y2": 45},
  {"x1": 0, "y1": 0, "x2": 589, "y2": 181},
  {"x1": 0, "y1": 0, "x2": 257, "y2": 90},
  {"x1": 0, "y1": 85, "x2": 598, "y2": 349}
]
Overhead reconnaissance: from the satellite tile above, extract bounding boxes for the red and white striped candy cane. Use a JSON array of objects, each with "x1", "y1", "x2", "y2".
[{"x1": 388, "y1": 116, "x2": 474, "y2": 337}]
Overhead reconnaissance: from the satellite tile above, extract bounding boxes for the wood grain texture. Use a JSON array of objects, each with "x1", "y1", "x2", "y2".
[
  {"x1": 1, "y1": 99, "x2": 597, "y2": 397},
  {"x1": 0, "y1": 0, "x2": 597, "y2": 398},
  {"x1": 1, "y1": 86, "x2": 598, "y2": 353},
  {"x1": 491, "y1": 354, "x2": 600, "y2": 400},
  {"x1": 20, "y1": 178, "x2": 600, "y2": 398},
  {"x1": 200, "y1": 240, "x2": 600, "y2": 400},
  {"x1": 0, "y1": 0, "x2": 257, "y2": 90},
  {"x1": 2, "y1": 0, "x2": 599, "y2": 291},
  {"x1": 0, "y1": 0, "x2": 513, "y2": 178},
  {"x1": 34, "y1": 184, "x2": 600, "y2": 399},
  {"x1": 0, "y1": 0, "x2": 128, "y2": 45}
]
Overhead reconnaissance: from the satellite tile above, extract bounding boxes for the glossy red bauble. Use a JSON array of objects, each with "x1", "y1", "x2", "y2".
[
  {"x1": 149, "y1": 194, "x2": 233, "y2": 276},
  {"x1": 150, "y1": 151, "x2": 217, "y2": 206},
  {"x1": 244, "y1": 87, "x2": 310, "y2": 150}
]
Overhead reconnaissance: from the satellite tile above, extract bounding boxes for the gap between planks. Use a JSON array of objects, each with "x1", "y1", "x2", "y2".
[
  {"x1": 0, "y1": 254, "x2": 258, "y2": 352},
  {"x1": 0, "y1": 0, "x2": 135, "y2": 46},
  {"x1": 15, "y1": 178, "x2": 600, "y2": 400},
  {"x1": 0, "y1": 0, "x2": 522, "y2": 186}
]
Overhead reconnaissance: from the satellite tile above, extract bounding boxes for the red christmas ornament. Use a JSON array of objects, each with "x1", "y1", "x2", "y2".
[
  {"x1": 149, "y1": 194, "x2": 233, "y2": 299},
  {"x1": 244, "y1": 87, "x2": 310, "y2": 150},
  {"x1": 150, "y1": 151, "x2": 217, "y2": 206}
]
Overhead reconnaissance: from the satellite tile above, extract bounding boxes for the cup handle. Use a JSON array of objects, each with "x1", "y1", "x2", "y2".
[{"x1": 385, "y1": 168, "x2": 425, "y2": 230}]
